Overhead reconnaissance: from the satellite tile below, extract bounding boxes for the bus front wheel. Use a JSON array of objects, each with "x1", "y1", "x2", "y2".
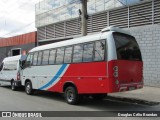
[
  {"x1": 64, "y1": 86, "x2": 80, "y2": 105},
  {"x1": 25, "y1": 81, "x2": 33, "y2": 95}
]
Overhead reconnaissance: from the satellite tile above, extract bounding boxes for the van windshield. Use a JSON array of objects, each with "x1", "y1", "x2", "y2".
[
  {"x1": 113, "y1": 32, "x2": 142, "y2": 61},
  {"x1": 3, "y1": 60, "x2": 18, "y2": 71}
]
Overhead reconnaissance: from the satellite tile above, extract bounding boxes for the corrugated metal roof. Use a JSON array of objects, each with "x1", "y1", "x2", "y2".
[{"x1": 0, "y1": 32, "x2": 37, "y2": 47}]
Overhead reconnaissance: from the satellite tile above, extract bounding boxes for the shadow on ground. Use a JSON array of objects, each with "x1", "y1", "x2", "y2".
[{"x1": 1, "y1": 86, "x2": 159, "y2": 111}]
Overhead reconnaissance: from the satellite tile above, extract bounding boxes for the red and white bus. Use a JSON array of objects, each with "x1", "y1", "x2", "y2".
[{"x1": 21, "y1": 26, "x2": 143, "y2": 104}]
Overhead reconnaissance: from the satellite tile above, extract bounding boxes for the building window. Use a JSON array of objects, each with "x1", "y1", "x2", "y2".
[{"x1": 11, "y1": 48, "x2": 21, "y2": 56}]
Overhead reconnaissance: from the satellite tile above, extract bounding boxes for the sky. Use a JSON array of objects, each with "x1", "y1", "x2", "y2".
[
  {"x1": 0, "y1": 0, "x2": 42, "y2": 38},
  {"x1": 0, "y1": 0, "x2": 141, "y2": 38}
]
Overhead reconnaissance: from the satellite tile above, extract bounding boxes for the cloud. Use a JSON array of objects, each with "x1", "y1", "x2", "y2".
[{"x1": 0, "y1": 0, "x2": 41, "y2": 38}]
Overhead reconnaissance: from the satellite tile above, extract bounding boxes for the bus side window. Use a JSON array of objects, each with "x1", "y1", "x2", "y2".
[
  {"x1": 73, "y1": 44, "x2": 83, "y2": 63},
  {"x1": 64, "y1": 46, "x2": 72, "y2": 63},
  {"x1": 55, "y1": 47, "x2": 65, "y2": 64},
  {"x1": 49, "y1": 49, "x2": 56, "y2": 64},
  {"x1": 94, "y1": 40, "x2": 105, "y2": 61},
  {"x1": 0, "y1": 63, "x2": 4, "y2": 71},
  {"x1": 42, "y1": 50, "x2": 50, "y2": 65},
  {"x1": 25, "y1": 54, "x2": 33, "y2": 67},
  {"x1": 37, "y1": 51, "x2": 43, "y2": 65},
  {"x1": 33, "y1": 52, "x2": 38, "y2": 66},
  {"x1": 83, "y1": 43, "x2": 94, "y2": 62}
]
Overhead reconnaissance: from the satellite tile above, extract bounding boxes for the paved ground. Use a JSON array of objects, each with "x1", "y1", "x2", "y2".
[
  {"x1": 110, "y1": 86, "x2": 160, "y2": 103},
  {"x1": 0, "y1": 86, "x2": 159, "y2": 120}
]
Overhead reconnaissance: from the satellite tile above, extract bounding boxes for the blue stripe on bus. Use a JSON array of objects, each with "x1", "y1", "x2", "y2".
[{"x1": 38, "y1": 64, "x2": 67, "y2": 90}]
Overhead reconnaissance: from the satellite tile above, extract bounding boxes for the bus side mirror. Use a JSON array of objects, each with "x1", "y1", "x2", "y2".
[
  {"x1": 22, "y1": 61, "x2": 26, "y2": 67},
  {"x1": 24, "y1": 61, "x2": 31, "y2": 68},
  {"x1": 20, "y1": 60, "x2": 30, "y2": 69}
]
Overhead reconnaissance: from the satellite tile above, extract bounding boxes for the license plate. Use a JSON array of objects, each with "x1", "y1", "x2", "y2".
[{"x1": 129, "y1": 86, "x2": 135, "y2": 91}]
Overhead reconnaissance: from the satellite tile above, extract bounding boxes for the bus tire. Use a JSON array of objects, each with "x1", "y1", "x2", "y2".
[
  {"x1": 64, "y1": 86, "x2": 80, "y2": 105},
  {"x1": 25, "y1": 81, "x2": 33, "y2": 95},
  {"x1": 11, "y1": 81, "x2": 16, "y2": 91}
]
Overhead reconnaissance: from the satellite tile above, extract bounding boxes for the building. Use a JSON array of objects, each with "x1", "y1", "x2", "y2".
[
  {"x1": 0, "y1": 32, "x2": 37, "y2": 63},
  {"x1": 35, "y1": 0, "x2": 145, "y2": 45},
  {"x1": 35, "y1": 0, "x2": 160, "y2": 87}
]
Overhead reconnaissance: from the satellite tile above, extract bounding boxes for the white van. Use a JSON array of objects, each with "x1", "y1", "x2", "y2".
[{"x1": 0, "y1": 55, "x2": 26, "y2": 90}]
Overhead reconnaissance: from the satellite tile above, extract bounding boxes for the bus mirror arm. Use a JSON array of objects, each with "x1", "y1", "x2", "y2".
[{"x1": 20, "y1": 60, "x2": 26, "y2": 69}]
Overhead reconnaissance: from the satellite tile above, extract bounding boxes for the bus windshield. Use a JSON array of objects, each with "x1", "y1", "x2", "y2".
[{"x1": 113, "y1": 32, "x2": 142, "y2": 61}]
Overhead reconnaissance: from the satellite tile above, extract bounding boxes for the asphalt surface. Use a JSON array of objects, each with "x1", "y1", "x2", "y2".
[{"x1": 0, "y1": 86, "x2": 159, "y2": 120}]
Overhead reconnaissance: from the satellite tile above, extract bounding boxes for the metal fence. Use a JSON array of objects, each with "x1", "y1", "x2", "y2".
[{"x1": 37, "y1": 0, "x2": 160, "y2": 42}]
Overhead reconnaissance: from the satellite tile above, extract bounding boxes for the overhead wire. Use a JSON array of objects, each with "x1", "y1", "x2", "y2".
[
  {"x1": 0, "y1": 0, "x2": 39, "y2": 37},
  {"x1": 0, "y1": 22, "x2": 35, "y2": 38},
  {"x1": 2, "y1": 0, "x2": 156, "y2": 37},
  {"x1": 1, "y1": 0, "x2": 80, "y2": 37}
]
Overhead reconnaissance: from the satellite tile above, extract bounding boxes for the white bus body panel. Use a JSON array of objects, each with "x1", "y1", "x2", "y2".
[{"x1": 22, "y1": 64, "x2": 69, "y2": 90}]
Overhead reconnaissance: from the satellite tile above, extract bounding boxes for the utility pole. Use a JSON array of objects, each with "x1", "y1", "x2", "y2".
[{"x1": 81, "y1": 0, "x2": 87, "y2": 36}]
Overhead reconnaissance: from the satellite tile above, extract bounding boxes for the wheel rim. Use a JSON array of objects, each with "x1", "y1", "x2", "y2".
[
  {"x1": 66, "y1": 90, "x2": 74, "y2": 102},
  {"x1": 26, "y1": 83, "x2": 30, "y2": 94}
]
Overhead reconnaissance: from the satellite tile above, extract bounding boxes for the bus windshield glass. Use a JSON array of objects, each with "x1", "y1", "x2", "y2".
[{"x1": 113, "y1": 32, "x2": 142, "y2": 61}]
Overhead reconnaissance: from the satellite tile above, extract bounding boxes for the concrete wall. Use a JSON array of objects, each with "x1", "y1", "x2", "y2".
[
  {"x1": 125, "y1": 24, "x2": 160, "y2": 87},
  {"x1": 0, "y1": 43, "x2": 36, "y2": 64}
]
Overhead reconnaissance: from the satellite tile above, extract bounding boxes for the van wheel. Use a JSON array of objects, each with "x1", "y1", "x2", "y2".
[
  {"x1": 25, "y1": 81, "x2": 33, "y2": 95},
  {"x1": 64, "y1": 86, "x2": 80, "y2": 105},
  {"x1": 11, "y1": 81, "x2": 16, "y2": 91}
]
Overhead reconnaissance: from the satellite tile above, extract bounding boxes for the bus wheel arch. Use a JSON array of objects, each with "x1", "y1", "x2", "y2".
[
  {"x1": 25, "y1": 79, "x2": 34, "y2": 95},
  {"x1": 63, "y1": 82, "x2": 77, "y2": 92},
  {"x1": 63, "y1": 82, "x2": 81, "y2": 105}
]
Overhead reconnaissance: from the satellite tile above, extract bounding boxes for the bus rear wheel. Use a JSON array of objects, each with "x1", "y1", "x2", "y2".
[
  {"x1": 64, "y1": 86, "x2": 80, "y2": 105},
  {"x1": 25, "y1": 81, "x2": 33, "y2": 95}
]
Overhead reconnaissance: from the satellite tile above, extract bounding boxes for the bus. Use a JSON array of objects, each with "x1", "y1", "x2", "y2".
[
  {"x1": 0, "y1": 55, "x2": 26, "y2": 90},
  {"x1": 21, "y1": 26, "x2": 143, "y2": 104}
]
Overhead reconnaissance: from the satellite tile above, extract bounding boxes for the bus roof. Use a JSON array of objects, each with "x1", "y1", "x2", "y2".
[
  {"x1": 29, "y1": 26, "x2": 131, "y2": 53},
  {"x1": 30, "y1": 33, "x2": 101, "y2": 53}
]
